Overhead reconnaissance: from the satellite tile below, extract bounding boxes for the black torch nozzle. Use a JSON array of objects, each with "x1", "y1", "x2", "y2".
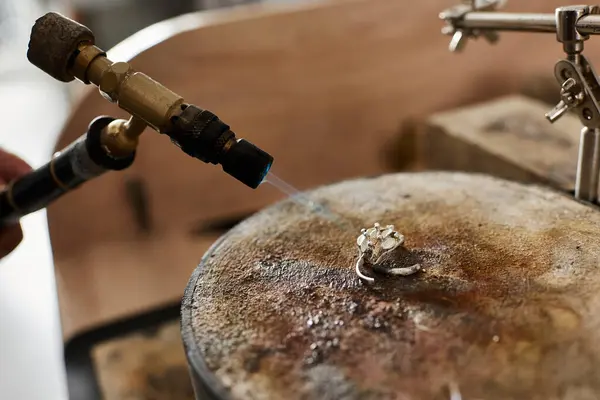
[{"x1": 166, "y1": 104, "x2": 273, "y2": 189}]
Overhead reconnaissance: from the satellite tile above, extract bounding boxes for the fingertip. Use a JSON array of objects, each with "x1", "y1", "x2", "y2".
[
  {"x1": 0, "y1": 224, "x2": 24, "y2": 259},
  {"x1": 0, "y1": 148, "x2": 33, "y2": 182}
]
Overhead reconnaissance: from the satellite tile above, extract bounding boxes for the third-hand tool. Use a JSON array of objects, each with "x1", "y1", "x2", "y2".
[
  {"x1": 0, "y1": 12, "x2": 273, "y2": 226},
  {"x1": 440, "y1": 0, "x2": 600, "y2": 203}
]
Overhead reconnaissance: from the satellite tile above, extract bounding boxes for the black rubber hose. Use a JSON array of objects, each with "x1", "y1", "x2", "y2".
[{"x1": 0, "y1": 117, "x2": 135, "y2": 226}]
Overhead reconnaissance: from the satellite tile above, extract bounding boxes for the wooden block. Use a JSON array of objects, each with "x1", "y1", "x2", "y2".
[{"x1": 419, "y1": 95, "x2": 582, "y2": 192}]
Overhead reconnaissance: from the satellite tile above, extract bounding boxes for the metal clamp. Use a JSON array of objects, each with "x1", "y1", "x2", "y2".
[
  {"x1": 548, "y1": 47, "x2": 600, "y2": 201},
  {"x1": 440, "y1": 0, "x2": 505, "y2": 52},
  {"x1": 440, "y1": 2, "x2": 600, "y2": 202},
  {"x1": 547, "y1": 6, "x2": 600, "y2": 202}
]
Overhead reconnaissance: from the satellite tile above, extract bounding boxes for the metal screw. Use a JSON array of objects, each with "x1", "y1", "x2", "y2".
[{"x1": 449, "y1": 31, "x2": 468, "y2": 52}]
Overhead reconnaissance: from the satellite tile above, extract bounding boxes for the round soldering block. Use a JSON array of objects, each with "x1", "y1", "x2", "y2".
[
  {"x1": 182, "y1": 171, "x2": 600, "y2": 400},
  {"x1": 27, "y1": 12, "x2": 95, "y2": 82}
]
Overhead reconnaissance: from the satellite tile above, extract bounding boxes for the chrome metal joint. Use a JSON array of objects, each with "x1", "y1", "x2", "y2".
[{"x1": 555, "y1": 5, "x2": 596, "y2": 58}]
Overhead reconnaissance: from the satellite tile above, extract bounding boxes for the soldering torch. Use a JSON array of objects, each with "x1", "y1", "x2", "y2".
[{"x1": 0, "y1": 12, "x2": 273, "y2": 226}]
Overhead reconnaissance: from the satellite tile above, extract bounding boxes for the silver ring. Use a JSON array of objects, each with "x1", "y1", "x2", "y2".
[{"x1": 355, "y1": 222, "x2": 421, "y2": 283}]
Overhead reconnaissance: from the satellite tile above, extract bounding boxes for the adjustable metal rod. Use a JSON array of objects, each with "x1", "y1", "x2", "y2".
[
  {"x1": 576, "y1": 127, "x2": 600, "y2": 202},
  {"x1": 455, "y1": 12, "x2": 600, "y2": 34},
  {"x1": 575, "y1": 15, "x2": 600, "y2": 33},
  {"x1": 457, "y1": 12, "x2": 556, "y2": 33}
]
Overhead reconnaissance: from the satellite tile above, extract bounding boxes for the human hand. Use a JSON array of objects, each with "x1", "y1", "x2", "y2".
[{"x1": 0, "y1": 149, "x2": 32, "y2": 259}]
